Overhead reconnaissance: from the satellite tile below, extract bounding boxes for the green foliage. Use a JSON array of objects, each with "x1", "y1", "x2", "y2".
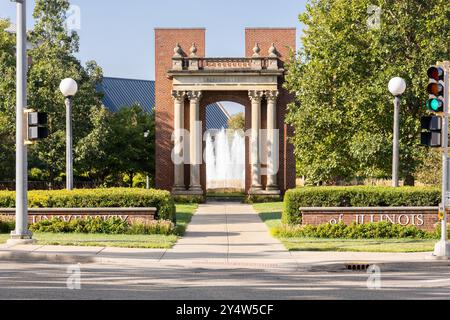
[
  {"x1": 274, "y1": 221, "x2": 435, "y2": 239},
  {"x1": 285, "y1": 0, "x2": 450, "y2": 184},
  {"x1": 172, "y1": 195, "x2": 205, "y2": 204},
  {"x1": 0, "y1": 1, "x2": 105, "y2": 182},
  {"x1": 227, "y1": 112, "x2": 245, "y2": 131},
  {"x1": 0, "y1": 218, "x2": 14, "y2": 234},
  {"x1": 0, "y1": 20, "x2": 17, "y2": 181},
  {"x1": 26, "y1": 0, "x2": 103, "y2": 183},
  {"x1": 0, "y1": 188, "x2": 176, "y2": 221},
  {"x1": 75, "y1": 106, "x2": 155, "y2": 187},
  {"x1": 30, "y1": 217, "x2": 175, "y2": 235},
  {"x1": 245, "y1": 195, "x2": 282, "y2": 204},
  {"x1": 414, "y1": 149, "x2": 442, "y2": 186},
  {"x1": 283, "y1": 186, "x2": 440, "y2": 224}
]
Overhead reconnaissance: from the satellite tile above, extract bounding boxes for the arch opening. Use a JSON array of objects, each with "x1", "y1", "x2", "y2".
[{"x1": 204, "y1": 101, "x2": 245, "y2": 192}]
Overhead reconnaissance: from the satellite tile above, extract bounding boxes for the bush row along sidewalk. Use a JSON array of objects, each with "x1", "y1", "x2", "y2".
[{"x1": 283, "y1": 186, "x2": 440, "y2": 224}]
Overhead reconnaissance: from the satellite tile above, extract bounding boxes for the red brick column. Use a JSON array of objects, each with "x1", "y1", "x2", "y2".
[
  {"x1": 155, "y1": 29, "x2": 206, "y2": 191},
  {"x1": 245, "y1": 28, "x2": 297, "y2": 194}
]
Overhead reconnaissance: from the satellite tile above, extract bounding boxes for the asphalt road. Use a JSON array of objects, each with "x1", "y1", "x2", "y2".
[{"x1": 0, "y1": 260, "x2": 449, "y2": 300}]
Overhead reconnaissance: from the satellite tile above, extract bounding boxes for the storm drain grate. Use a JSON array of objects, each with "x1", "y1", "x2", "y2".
[{"x1": 344, "y1": 263, "x2": 372, "y2": 271}]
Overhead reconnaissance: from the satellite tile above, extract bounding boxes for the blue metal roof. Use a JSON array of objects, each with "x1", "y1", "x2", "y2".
[
  {"x1": 97, "y1": 77, "x2": 155, "y2": 114},
  {"x1": 97, "y1": 77, "x2": 230, "y2": 130},
  {"x1": 206, "y1": 103, "x2": 230, "y2": 130}
]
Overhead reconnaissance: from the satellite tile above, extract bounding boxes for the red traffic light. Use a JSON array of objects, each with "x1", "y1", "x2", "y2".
[
  {"x1": 428, "y1": 66, "x2": 444, "y2": 81},
  {"x1": 427, "y1": 82, "x2": 444, "y2": 96}
]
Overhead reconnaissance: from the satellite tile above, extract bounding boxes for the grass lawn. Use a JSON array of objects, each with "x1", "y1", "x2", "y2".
[
  {"x1": 253, "y1": 202, "x2": 435, "y2": 253},
  {"x1": 0, "y1": 204, "x2": 198, "y2": 249}
]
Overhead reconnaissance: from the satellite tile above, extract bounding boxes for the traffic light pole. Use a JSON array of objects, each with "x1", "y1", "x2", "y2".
[
  {"x1": 8, "y1": 0, "x2": 33, "y2": 244},
  {"x1": 435, "y1": 61, "x2": 450, "y2": 258}
]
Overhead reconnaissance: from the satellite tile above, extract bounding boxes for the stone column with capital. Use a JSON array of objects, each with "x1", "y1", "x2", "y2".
[
  {"x1": 187, "y1": 90, "x2": 203, "y2": 194},
  {"x1": 266, "y1": 90, "x2": 280, "y2": 193},
  {"x1": 249, "y1": 90, "x2": 264, "y2": 192},
  {"x1": 172, "y1": 90, "x2": 186, "y2": 193}
]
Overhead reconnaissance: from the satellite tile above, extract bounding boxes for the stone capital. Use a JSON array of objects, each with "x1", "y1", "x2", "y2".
[
  {"x1": 249, "y1": 90, "x2": 264, "y2": 102},
  {"x1": 265, "y1": 90, "x2": 279, "y2": 102},
  {"x1": 187, "y1": 90, "x2": 203, "y2": 102},
  {"x1": 172, "y1": 90, "x2": 186, "y2": 102}
]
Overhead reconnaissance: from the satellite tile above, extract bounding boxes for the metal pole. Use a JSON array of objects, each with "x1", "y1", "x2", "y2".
[
  {"x1": 65, "y1": 97, "x2": 73, "y2": 190},
  {"x1": 441, "y1": 62, "x2": 449, "y2": 242},
  {"x1": 10, "y1": 0, "x2": 30, "y2": 241},
  {"x1": 435, "y1": 61, "x2": 450, "y2": 258},
  {"x1": 392, "y1": 96, "x2": 400, "y2": 187},
  {"x1": 146, "y1": 176, "x2": 150, "y2": 190}
]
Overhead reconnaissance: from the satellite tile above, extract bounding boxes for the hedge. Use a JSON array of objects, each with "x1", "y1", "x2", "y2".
[
  {"x1": 0, "y1": 219, "x2": 14, "y2": 234},
  {"x1": 273, "y1": 221, "x2": 437, "y2": 239},
  {"x1": 29, "y1": 217, "x2": 176, "y2": 235},
  {"x1": 0, "y1": 188, "x2": 176, "y2": 222},
  {"x1": 283, "y1": 186, "x2": 441, "y2": 225}
]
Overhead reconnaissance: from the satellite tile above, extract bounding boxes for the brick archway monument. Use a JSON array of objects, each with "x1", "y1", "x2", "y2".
[{"x1": 155, "y1": 28, "x2": 296, "y2": 196}]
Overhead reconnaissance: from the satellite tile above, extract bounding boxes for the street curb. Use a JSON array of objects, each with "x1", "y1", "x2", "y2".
[
  {"x1": 0, "y1": 250, "x2": 177, "y2": 266},
  {"x1": 0, "y1": 251, "x2": 96, "y2": 264}
]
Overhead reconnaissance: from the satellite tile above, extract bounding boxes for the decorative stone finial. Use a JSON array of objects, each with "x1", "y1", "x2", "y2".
[
  {"x1": 173, "y1": 43, "x2": 183, "y2": 58},
  {"x1": 269, "y1": 43, "x2": 278, "y2": 57},
  {"x1": 189, "y1": 43, "x2": 198, "y2": 57},
  {"x1": 190, "y1": 42, "x2": 198, "y2": 58},
  {"x1": 252, "y1": 43, "x2": 261, "y2": 57}
]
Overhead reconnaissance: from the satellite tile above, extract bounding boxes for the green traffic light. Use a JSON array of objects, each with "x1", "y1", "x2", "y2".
[{"x1": 427, "y1": 98, "x2": 443, "y2": 112}]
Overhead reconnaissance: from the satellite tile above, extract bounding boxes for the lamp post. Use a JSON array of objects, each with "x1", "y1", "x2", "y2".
[
  {"x1": 144, "y1": 130, "x2": 150, "y2": 189},
  {"x1": 388, "y1": 77, "x2": 407, "y2": 188},
  {"x1": 59, "y1": 78, "x2": 78, "y2": 190}
]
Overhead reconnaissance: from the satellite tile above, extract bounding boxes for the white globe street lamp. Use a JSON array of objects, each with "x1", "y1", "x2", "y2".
[
  {"x1": 59, "y1": 78, "x2": 78, "y2": 97},
  {"x1": 388, "y1": 77, "x2": 407, "y2": 97},
  {"x1": 60, "y1": 78, "x2": 78, "y2": 190},
  {"x1": 388, "y1": 77, "x2": 407, "y2": 188}
]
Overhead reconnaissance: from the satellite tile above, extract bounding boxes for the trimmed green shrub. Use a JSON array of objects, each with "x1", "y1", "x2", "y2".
[
  {"x1": 173, "y1": 195, "x2": 205, "y2": 204},
  {"x1": 0, "y1": 218, "x2": 14, "y2": 234},
  {"x1": 434, "y1": 223, "x2": 450, "y2": 240},
  {"x1": 283, "y1": 186, "x2": 440, "y2": 225},
  {"x1": 0, "y1": 188, "x2": 176, "y2": 222},
  {"x1": 30, "y1": 217, "x2": 176, "y2": 235},
  {"x1": 245, "y1": 195, "x2": 282, "y2": 204},
  {"x1": 273, "y1": 221, "x2": 436, "y2": 239}
]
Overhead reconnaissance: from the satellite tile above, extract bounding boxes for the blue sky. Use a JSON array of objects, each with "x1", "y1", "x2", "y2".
[
  {"x1": 1, "y1": 0, "x2": 305, "y2": 80},
  {"x1": 1, "y1": 0, "x2": 306, "y2": 115}
]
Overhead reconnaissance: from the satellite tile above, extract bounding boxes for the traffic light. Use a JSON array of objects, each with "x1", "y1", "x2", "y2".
[
  {"x1": 421, "y1": 65, "x2": 447, "y2": 147},
  {"x1": 421, "y1": 116, "x2": 442, "y2": 147},
  {"x1": 25, "y1": 109, "x2": 48, "y2": 144},
  {"x1": 426, "y1": 66, "x2": 445, "y2": 112}
]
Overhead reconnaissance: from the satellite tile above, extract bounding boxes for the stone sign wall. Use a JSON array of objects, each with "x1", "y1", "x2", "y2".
[
  {"x1": 0, "y1": 208, "x2": 156, "y2": 225},
  {"x1": 301, "y1": 207, "x2": 440, "y2": 232}
]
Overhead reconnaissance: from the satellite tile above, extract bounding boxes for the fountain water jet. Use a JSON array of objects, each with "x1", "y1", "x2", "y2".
[{"x1": 205, "y1": 128, "x2": 245, "y2": 190}]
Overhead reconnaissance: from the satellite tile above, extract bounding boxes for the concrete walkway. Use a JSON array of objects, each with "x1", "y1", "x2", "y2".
[
  {"x1": 0, "y1": 202, "x2": 440, "y2": 269},
  {"x1": 160, "y1": 202, "x2": 296, "y2": 267}
]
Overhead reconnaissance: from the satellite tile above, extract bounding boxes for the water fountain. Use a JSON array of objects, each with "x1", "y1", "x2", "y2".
[{"x1": 205, "y1": 128, "x2": 245, "y2": 190}]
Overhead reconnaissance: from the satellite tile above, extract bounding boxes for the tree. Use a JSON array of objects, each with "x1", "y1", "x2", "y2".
[
  {"x1": 75, "y1": 106, "x2": 114, "y2": 184},
  {"x1": 27, "y1": 0, "x2": 103, "y2": 183},
  {"x1": 76, "y1": 105, "x2": 155, "y2": 187},
  {"x1": 110, "y1": 105, "x2": 154, "y2": 187},
  {"x1": 227, "y1": 112, "x2": 245, "y2": 131},
  {"x1": 285, "y1": 0, "x2": 450, "y2": 185},
  {"x1": 0, "y1": 20, "x2": 17, "y2": 181}
]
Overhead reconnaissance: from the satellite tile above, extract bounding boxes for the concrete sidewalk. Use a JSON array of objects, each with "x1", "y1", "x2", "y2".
[
  {"x1": 0, "y1": 202, "x2": 440, "y2": 269},
  {"x1": 160, "y1": 202, "x2": 295, "y2": 267}
]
